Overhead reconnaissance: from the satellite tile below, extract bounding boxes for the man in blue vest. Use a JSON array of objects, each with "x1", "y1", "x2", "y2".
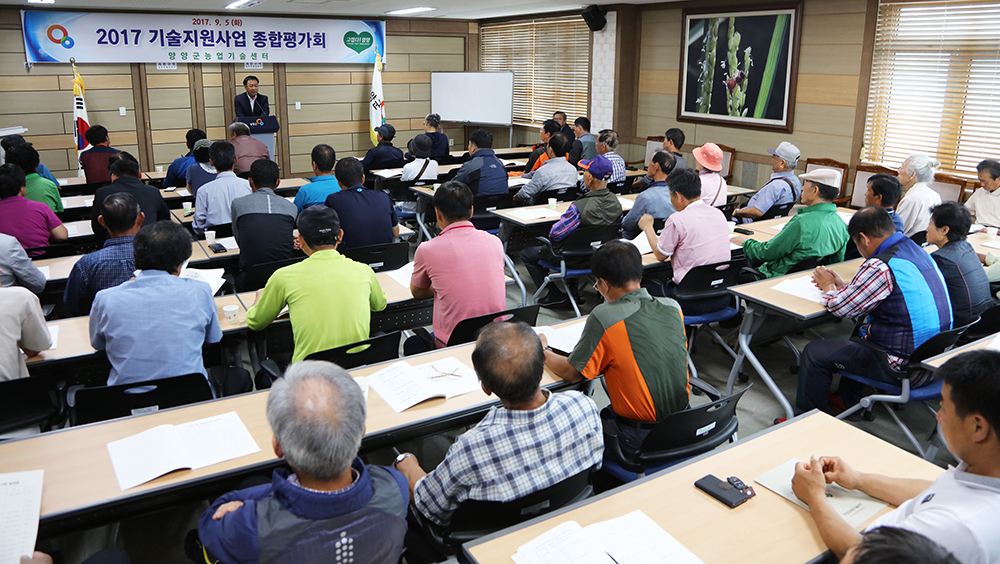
[{"x1": 796, "y1": 206, "x2": 952, "y2": 415}]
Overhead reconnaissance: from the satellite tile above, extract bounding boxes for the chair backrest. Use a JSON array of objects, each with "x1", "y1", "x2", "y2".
[
  {"x1": 718, "y1": 202, "x2": 737, "y2": 221},
  {"x1": 72, "y1": 373, "x2": 214, "y2": 426},
  {"x1": 471, "y1": 192, "x2": 516, "y2": 231},
  {"x1": 446, "y1": 305, "x2": 541, "y2": 347},
  {"x1": 444, "y1": 466, "x2": 594, "y2": 542},
  {"x1": 851, "y1": 164, "x2": 896, "y2": 208},
  {"x1": 786, "y1": 253, "x2": 834, "y2": 275},
  {"x1": 929, "y1": 172, "x2": 968, "y2": 203},
  {"x1": 557, "y1": 223, "x2": 622, "y2": 259},
  {"x1": 907, "y1": 325, "x2": 969, "y2": 367},
  {"x1": 959, "y1": 304, "x2": 1000, "y2": 344},
  {"x1": 235, "y1": 213, "x2": 297, "y2": 274},
  {"x1": 0, "y1": 377, "x2": 58, "y2": 435},
  {"x1": 371, "y1": 298, "x2": 435, "y2": 334},
  {"x1": 758, "y1": 201, "x2": 795, "y2": 220},
  {"x1": 304, "y1": 331, "x2": 402, "y2": 369},
  {"x1": 805, "y1": 158, "x2": 848, "y2": 195},
  {"x1": 536, "y1": 184, "x2": 581, "y2": 203},
  {"x1": 202, "y1": 222, "x2": 233, "y2": 239},
  {"x1": 909, "y1": 230, "x2": 927, "y2": 247},
  {"x1": 637, "y1": 386, "x2": 750, "y2": 465},
  {"x1": 22, "y1": 243, "x2": 77, "y2": 259},
  {"x1": 341, "y1": 242, "x2": 409, "y2": 272},
  {"x1": 607, "y1": 179, "x2": 630, "y2": 194},
  {"x1": 716, "y1": 143, "x2": 736, "y2": 181},
  {"x1": 240, "y1": 255, "x2": 307, "y2": 292},
  {"x1": 644, "y1": 137, "x2": 664, "y2": 167},
  {"x1": 674, "y1": 258, "x2": 746, "y2": 301}
]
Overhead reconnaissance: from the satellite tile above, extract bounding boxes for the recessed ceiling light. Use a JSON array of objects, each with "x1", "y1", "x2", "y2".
[
  {"x1": 387, "y1": 6, "x2": 436, "y2": 15},
  {"x1": 27, "y1": 0, "x2": 56, "y2": 4},
  {"x1": 226, "y1": 0, "x2": 263, "y2": 9}
]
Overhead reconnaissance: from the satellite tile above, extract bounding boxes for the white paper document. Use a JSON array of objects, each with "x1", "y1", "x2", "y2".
[
  {"x1": 755, "y1": 459, "x2": 888, "y2": 528},
  {"x1": 770, "y1": 275, "x2": 826, "y2": 304},
  {"x1": 617, "y1": 196, "x2": 634, "y2": 210},
  {"x1": 65, "y1": 224, "x2": 78, "y2": 236},
  {"x1": 508, "y1": 177, "x2": 529, "y2": 188},
  {"x1": 509, "y1": 208, "x2": 562, "y2": 221},
  {"x1": 769, "y1": 220, "x2": 791, "y2": 232},
  {"x1": 384, "y1": 263, "x2": 415, "y2": 288},
  {"x1": 982, "y1": 240, "x2": 1000, "y2": 250},
  {"x1": 513, "y1": 510, "x2": 703, "y2": 564},
  {"x1": 729, "y1": 242, "x2": 742, "y2": 251},
  {"x1": 106, "y1": 412, "x2": 260, "y2": 491},
  {"x1": 500, "y1": 159, "x2": 520, "y2": 166},
  {"x1": 36, "y1": 266, "x2": 49, "y2": 280},
  {"x1": 215, "y1": 237, "x2": 239, "y2": 250},
  {"x1": 176, "y1": 189, "x2": 191, "y2": 197},
  {"x1": 368, "y1": 357, "x2": 481, "y2": 413},
  {"x1": 624, "y1": 232, "x2": 653, "y2": 256},
  {"x1": 179, "y1": 267, "x2": 226, "y2": 295},
  {"x1": 0, "y1": 470, "x2": 44, "y2": 564},
  {"x1": 989, "y1": 335, "x2": 1000, "y2": 352},
  {"x1": 837, "y1": 211, "x2": 854, "y2": 225},
  {"x1": 47, "y1": 326, "x2": 58, "y2": 350},
  {"x1": 84, "y1": 198, "x2": 94, "y2": 207},
  {"x1": 533, "y1": 321, "x2": 587, "y2": 355},
  {"x1": 374, "y1": 168, "x2": 403, "y2": 179}
]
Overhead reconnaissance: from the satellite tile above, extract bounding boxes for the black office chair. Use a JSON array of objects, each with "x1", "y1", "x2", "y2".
[
  {"x1": 413, "y1": 466, "x2": 595, "y2": 561},
  {"x1": 71, "y1": 373, "x2": 214, "y2": 426},
  {"x1": 239, "y1": 256, "x2": 307, "y2": 293},
  {"x1": 672, "y1": 259, "x2": 746, "y2": 378},
  {"x1": 411, "y1": 305, "x2": 541, "y2": 350},
  {"x1": 910, "y1": 230, "x2": 927, "y2": 246},
  {"x1": 341, "y1": 242, "x2": 409, "y2": 272},
  {"x1": 601, "y1": 385, "x2": 750, "y2": 483},
  {"x1": 719, "y1": 202, "x2": 738, "y2": 221},
  {"x1": 304, "y1": 332, "x2": 403, "y2": 370},
  {"x1": 607, "y1": 179, "x2": 630, "y2": 194},
  {"x1": 533, "y1": 223, "x2": 622, "y2": 317},
  {"x1": 470, "y1": 192, "x2": 515, "y2": 233},
  {"x1": 758, "y1": 201, "x2": 795, "y2": 220},
  {"x1": 742, "y1": 252, "x2": 837, "y2": 283},
  {"x1": 535, "y1": 184, "x2": 581, "y2": 204},
  {"x1": 0, "y1": 378, "x2": 60, "y2": 436},
  {"x1": 23, "y1": 243, "x2": 78, "y2": 259},
  {"x1": 957, "y1": 304, "x2": 1000, "y2": 346},
  {"x1": 200, "y1": 223, "x2": 234, "y2": 239},
  {"x1": 235, "y1": 213, "x2": 297, "y2": 277}
]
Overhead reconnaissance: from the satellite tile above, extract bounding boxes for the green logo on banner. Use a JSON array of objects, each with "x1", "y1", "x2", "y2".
[{"x1": 343, "y1": 31, "x2": 373, "y2": 54}]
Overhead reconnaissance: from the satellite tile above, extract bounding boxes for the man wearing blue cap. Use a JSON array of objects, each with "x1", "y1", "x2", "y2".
[{"x1": 520, "y1": 154, "x2": 622, "y2": 307}]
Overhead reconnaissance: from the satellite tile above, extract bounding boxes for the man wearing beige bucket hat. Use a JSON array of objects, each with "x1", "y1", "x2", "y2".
[{"x1": 691, "y1": 142, "x2": 728, "y2": 207}]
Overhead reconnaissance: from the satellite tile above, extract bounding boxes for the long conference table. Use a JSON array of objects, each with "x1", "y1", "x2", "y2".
[{"x1": 2, "y1": 318, "x2": 585, "y2": 537}]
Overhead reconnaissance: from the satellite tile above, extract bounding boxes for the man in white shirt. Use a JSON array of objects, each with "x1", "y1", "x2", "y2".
[
  {"x1": 895, "y1": 153, "x2": 942, "y2": 236},
  {"x1": 193, "y1": 141, "x2": 251, "y2": 235},
  {"x1": 0, "y1": 284, "x2": 51, "y2": 381},
  {"x1": 792, "y1": 349, "x2": 1000, "y2": 564},
  {"x1": 965, "y1": 159, "x2": 1000, "y2": 227},
  {"x1": 401, "y1": 134, "x2": 439, "y2": 182}
]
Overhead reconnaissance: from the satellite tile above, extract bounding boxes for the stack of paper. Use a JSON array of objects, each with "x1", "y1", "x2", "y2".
[
  {"x1": 368, "y1": 357, "x2": 481, "y2": 413},
  {"x1": 513, "y1": 510, "x2": 703, "y2": 564},
  {"x1": 0, "y1": 470, "x2": 44, "y2": 564},
  {"x1": 755, "y1": 459, "x2": 888, "y2": 528},
  {"x1": 770, "y1": 275, "x2": 826, "y2": 304},
  {"x1": 106, "y1": 412, "x2": 261, "y2": 491},
  {"x1": 215, "y1": 237, "x2": 239, "y2": 250},
  {"x1": 176, "y1": 189, "x2": 191, "y2": 197},
  {"x1": 510, "y1": 208, "x2": 562, "y2": 221},
  {"x1": 384, "y1": 263, "x2": 415, "y2": 287},
  {"x1": 374, "y1": 168, "x2": 403, "y2": 179},
  {"x1": 623, "y1": 232, "x2": 653, "y2": 255},
  {"x1": 982, "y1": 240, "x2": 1000, "y2": 251},
  {"x1": 533, "y1": 321, "x2": 586, "y2": 355},
  {"x1": 508, "y1": 177, "x2": 530, "y2": 188},
  {"x1": 179, "y1": 267, "x2": 226, "y2": 295}
]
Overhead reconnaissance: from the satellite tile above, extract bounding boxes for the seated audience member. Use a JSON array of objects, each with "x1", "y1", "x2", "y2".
[
  {"x1": 792, "y1": 350, "x2": 1000, "y2": 563},
  {"x1": 514, "y1": 133, "x2": 578, "y2": 204},
  {"x1": 594, "y1": 129, "x2": 627, "y2": 184},
  {"x1": 553, "y1": 111, "x2": 574, "y2": 140},
  {"x1": 406, "y1": 113, "x2": 448, "y2": 158},
  {"x1": 324, "y1": 158, "x2": 399, "y2": 250},
  {"x1": 193, "y1": 141, "x2": 251, "y2": 235},
  {"x1": 845, "y1": 528, "x2": 960, "y2": 564},
  {"x1": 79, "y1": 125, "x2": 121, "y2": 185},
  {"x1": 633, "y1": 128, "x2": 688, "y2": 191},
  {"x1": 797, "y1": 207, "x2": 952, "y2": 415},
  {"x1": 966, "y1": 159, "x2": 1000, "y2": 228},
  {"x1": 90, "y1": 221, "x2": 222, "y2": 386},
  {"x1": 734, "y1": 142, "x2": 802, "y2": 222},
  {"x1": 65, "y1": 193, "x2": 143, "y2": 316},
  {"x1": 522, "y1": 119, "x2": 561, "y2": 175},
  {"x1": 396, "y1": 322, "x2": 603, "y2": 531},
  {"x1": 691, "y1": 142, "x2": 728, "y2": 207},
  {"x1": 229, "y1": 122, "x2": 269, "y2": 177},
  {"x1": 622, "y1": 150, "x2": 676, "y2": 239},
  {"x1": 410, "y1": 181, "x2": 506, "y2": 348},
  {"x1": 926, "y1": 202, "x2": 991, "y2": 327},
  {"x1": 230, "y1": 159, "x2": 297, "y2": 283},
  {"x1": 401, "y1": 134, "x2": 439, "y2": 182},
  {"x1": 567, "y1": 117, "x2": 597, "y2": 166},
  {"x1": 0, "y1": 281, "x2": 51, "y2": 382},
  {"x1": 0, "y1": 164, "x2": 67, "y2": 251},
  {"x1": 185, "y1": 138, "x2": 217, "y2": 198},
  {"x1": 197, "y1": 361, "x2": 408, "y2": 564},
  {"x1": 246, "y1": 206, "x2": 387, "y2": 362},
  {"x1": 293, "y1": 144, "x2": 340, "y2": 212},
  {"x1": 1, "y1": 135, "x2": 58, "y2": 186},
  {"x1": 865, "y1": 173, "x2": 905, "y2": 232},
  {"x1": 543, "y1": 241, "x2": 689, "y2": 456},
  {"x1": 164, "y1": 129, "x2": 207, "y2": 188},
  {"x1": 362, "y1": 124, "x2": 405, "y2": 172},
  {"x1": 4, "y1": 143, "x2": 61, "y2": 213},
  {"x1": 92, "y1": 153, "x2": 169, "y2": 239},
  {"x1": 731, "y1": 169, "x2": 849, "y2": 278},
  {"x1": 637, "y1": 167, "x2": 730, "y2": 309},
  {"x1": 452, "y1": 129, "x2": 507, "y2": 196},
  {"x1": 0, "y1": 233, "x2": 45, "y2": 293},
  {"x1": 895, "y1": 153, "x2": 942, "y2": 236},
  {"x1": 520, "y1": 154, "x2": 623, "y2": 307}
]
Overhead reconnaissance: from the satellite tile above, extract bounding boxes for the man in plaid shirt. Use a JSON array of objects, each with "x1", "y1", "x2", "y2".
[
  {"x1": 796, "y1": 207, "x2": 952, "y2": 415},
  {"x1": 394, "y1": 321, "x2": 603, "y2": 533}
]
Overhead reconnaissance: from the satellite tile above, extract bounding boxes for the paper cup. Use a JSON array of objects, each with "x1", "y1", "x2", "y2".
[
  {"x1": 988, "y1": 227, "x2": 998, "y2": 238},
  {"x1": 354, "y1": 376, "x2": 369, "y2": 401},
  {"x1": 728, "y1": 221, "x2": 737, "y2": 233},
  {"x1": 548, "y1": 198, "x2": 557, "y2": 209},
  {"x1": 155, "y1": 165, "x2": 164, "y2": 173},
  {"x1": 205, "y1": 230, "x2": 216, "y2": 245},
  {"x1": 183, "y1": 202, "x2": 192, "y2": 213},
  {"x1": 223, "y1": 305, "x2": 239, "y2": 324}
]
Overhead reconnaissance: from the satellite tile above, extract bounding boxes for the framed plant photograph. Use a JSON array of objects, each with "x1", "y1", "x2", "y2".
[{"x1": 678, "y1": 4, "x2": 802, "y2": 132}]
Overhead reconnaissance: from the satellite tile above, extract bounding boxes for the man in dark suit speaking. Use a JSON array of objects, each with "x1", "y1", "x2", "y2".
[{"x1": 234, "y1": 75, "x2": 269, "y2": 118}]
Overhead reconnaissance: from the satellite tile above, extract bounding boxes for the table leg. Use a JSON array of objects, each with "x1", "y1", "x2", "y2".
[
  {"x1": 503, "y1": 254, "x2": 527, "y2": 307},
  {"x1": 726, "y1": 306, "x2": 795, "y2": 421}
]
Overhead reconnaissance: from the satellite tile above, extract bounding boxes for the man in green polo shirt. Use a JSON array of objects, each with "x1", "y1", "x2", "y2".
[
  {"x1": 246, "y1": 206, "x2": 387, "y2": 362},
  {"x1": 731, "y1": 169, "x2": 849, "y2": 278},
  {"x1": 4, "y1": 143, "x2": 62, "y2": 213}
]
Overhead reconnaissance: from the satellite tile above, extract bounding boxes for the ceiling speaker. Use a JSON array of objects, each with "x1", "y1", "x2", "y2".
[{"x1": 581, "y1": 5, "x2": 607, "y2": 32}]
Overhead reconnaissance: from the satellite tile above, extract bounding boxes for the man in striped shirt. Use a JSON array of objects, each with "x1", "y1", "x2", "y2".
[{"x1": 796, "y1": 207, "x2": 952, "y2": 415}]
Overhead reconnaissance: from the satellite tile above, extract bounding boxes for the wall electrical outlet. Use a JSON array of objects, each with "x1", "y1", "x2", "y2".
[
  {"x1": 295, "y1": 102, "x2": 301, "y2": 110},
  {"x1": 119, "y1": 107, "x2": 126, "y2": 116},
  {"x1": 448, "y1": 138, "x2": 454, "y2": 146}
]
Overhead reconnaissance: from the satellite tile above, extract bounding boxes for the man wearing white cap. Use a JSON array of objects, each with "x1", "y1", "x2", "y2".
[
  {"x1": 734, "y1": 141, "x2": 802, "y2": 223},
  {"x1": 731, "y1": 168, "x2": 849, "y2": 278}
]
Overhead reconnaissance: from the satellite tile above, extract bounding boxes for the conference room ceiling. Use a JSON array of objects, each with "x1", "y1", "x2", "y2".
[{"x1": 2, "y1": 0, "x2": 681, "y2": 21}]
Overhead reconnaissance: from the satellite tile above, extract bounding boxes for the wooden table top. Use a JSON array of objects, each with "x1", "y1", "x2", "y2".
[
  {"x1": 730, "y1": 258, "x2": 864, "y2": 321},
  {"x1": 33, "y1": 254, "x2": 84, "y2": 282},
  {"x1": 464, "y1": 411, "x2": 944, "y2": 564},
  {"x1": 57, "y1": 171, "x2": 166, "y2": 188},
  {"x1": 65, "y1": 220, "x2": 94, "y2": 239},
  {"x1": 491, "y1": 194, "x2": 637, "y2": 227},
  {"x1": 449, "y1": 146, "x2": 533, "y2": 158}
]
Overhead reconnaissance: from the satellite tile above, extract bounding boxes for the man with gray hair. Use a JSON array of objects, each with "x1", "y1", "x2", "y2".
[
  {"x1": 734, "y1": 141, "x2": 802, "y2": 222},
  {"x1": 229, "y1": 121, "x2": 270, "y2": 177},
  {"x1": 197, "y1": 360, "x2": 409, "y2": 564},
  {"x1": 895, "y1": 153, "x2": 942, "y2": 236}
]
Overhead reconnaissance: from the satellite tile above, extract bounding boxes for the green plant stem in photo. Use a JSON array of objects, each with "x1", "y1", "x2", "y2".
[
  {"x1": 754, "y1": 13, "x2": 789, "y2": 119},
  {"x1": 696, "y1": 18, "x2": 719, "y2": 114}
]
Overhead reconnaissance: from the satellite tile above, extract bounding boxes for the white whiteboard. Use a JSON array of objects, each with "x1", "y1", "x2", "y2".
[{"x1": 430, "y1": 72, "x2": 514, "y2": 127}]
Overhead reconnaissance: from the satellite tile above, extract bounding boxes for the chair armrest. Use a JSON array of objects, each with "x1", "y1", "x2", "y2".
[
  {"x1": 689, "y1": 377, "x2": 721, "y2": 401},
  {"x1": 411, "y1": 327, "x2": 435, "y2": 350},
  {"x1": 534, "y1": 236, "x2": 559, "y2": 259},
  {"x1": 740, "y1": 266, "x2": 765, "y2": 282}
]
